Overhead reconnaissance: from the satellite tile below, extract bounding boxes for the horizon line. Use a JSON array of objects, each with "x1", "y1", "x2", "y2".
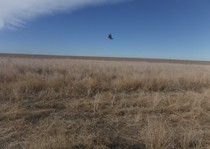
[{"x1": 0, "y1": 52, "x2": 210, "y2": 65}]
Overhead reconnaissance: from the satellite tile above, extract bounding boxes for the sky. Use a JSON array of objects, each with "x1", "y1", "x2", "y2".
[{"x1": 0, "y1": 0, "x2": 210, "y2": 60}]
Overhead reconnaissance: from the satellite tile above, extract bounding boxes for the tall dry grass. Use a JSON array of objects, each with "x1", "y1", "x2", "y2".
[{"x1": 0, "y1": 57, "x2": 210, "y2": 149}]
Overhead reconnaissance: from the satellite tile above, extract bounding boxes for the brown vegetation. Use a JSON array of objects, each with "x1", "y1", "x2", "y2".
[{"x1": 0, "y1": 57, "x2": 210, "y2": 149}]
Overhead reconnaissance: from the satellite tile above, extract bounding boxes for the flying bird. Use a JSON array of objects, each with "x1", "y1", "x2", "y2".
[{"x1": 108, "y1": 33, "x2": 114, "y2": 40}]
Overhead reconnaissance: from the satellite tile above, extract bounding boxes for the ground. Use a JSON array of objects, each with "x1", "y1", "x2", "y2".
[{"x1": 0, "y1": 55, "x2": 209, "y2": 149}]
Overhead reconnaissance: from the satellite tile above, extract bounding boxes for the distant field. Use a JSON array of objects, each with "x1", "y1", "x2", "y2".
[
  {"x1": 0, "y1": 55, "x2": 210, "y2": 149},
  {"x1": 1, "y1": 53, "x2": 210, "y2": 65}
]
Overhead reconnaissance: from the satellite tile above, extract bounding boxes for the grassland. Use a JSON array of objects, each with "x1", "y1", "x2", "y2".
[{"x1": 0, "y1": 56, "x2": 210, "y2": 149}]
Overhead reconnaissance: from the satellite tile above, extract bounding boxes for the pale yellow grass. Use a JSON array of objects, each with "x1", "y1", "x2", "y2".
[{"x1": 0, "y1": 57, "x2": 210, "y2": 149}]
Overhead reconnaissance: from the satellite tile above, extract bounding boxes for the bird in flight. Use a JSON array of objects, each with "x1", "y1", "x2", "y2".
[{"x1": 108, "y1": 33, "x2": 114, "y2": 40}]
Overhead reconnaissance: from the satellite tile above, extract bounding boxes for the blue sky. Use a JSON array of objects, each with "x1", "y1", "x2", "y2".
[{"x1": 0, "y1": 0, "x2": 210, "y2": 60}]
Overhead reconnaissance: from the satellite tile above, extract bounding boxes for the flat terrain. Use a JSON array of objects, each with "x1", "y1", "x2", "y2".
[
  {"x1": 0, "y1": 54, "x2": 210, "y2": 149},
  {"x1": 1, "y1": 53, "x2": 210, "y2": 65}
]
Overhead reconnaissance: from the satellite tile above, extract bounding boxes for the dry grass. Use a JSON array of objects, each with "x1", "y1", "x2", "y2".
[{"x1": 0, "y1": 57, "x2": 210, "y2": 149}]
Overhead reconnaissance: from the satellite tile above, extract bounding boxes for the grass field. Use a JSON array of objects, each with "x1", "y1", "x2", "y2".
[{"x1": 0, "y1": 55, "x2": 210, "y2": 149}]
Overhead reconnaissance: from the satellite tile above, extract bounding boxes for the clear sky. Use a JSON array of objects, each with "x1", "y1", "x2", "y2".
[{"x1": 0, "y1": 0, "x2": 210, "y2": 60}]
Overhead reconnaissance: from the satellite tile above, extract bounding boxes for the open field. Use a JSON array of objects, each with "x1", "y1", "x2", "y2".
[
  {"x1": 0, "y1": 55, "x2": 210, "y2": 149},
  {"x1": 1, "y1": 53, "x2": 210, "y2": 65}
]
